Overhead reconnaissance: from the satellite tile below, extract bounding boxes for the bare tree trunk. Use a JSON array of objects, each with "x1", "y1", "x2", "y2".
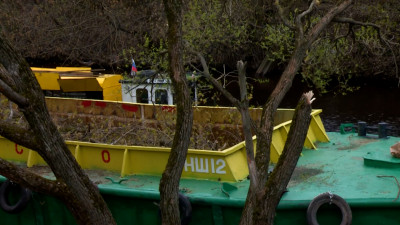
[
  {"x1": 239, "y1": 1, "x2": 355, "y2": 224},
  {"x1": 159, "y1": 0, "x2": 194, "y2": 224},
  {"x1": 0, "y1": 35, "x2": 115, "y2": 224},
  {"x1": 255, "y1": 93, "x2": 314, "y2": 225}
]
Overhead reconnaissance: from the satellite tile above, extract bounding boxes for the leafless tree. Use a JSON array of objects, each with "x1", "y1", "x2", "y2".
[{"x1": 0, "y1": 36, "x2": 116, "y2": 225}]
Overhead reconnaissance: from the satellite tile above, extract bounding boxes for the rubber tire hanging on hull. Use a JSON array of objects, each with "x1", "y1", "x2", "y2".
[
  {"x1": 179, "y1": 193, "x2": 192, "y2": 225},
  {"x1": 307, "y1": 192, "x2": 352, "y2": 225},
  {"x1": 159, "y1": 193, "x2": 192, "y2": 225},
  {"x1": 0, "y1": 180, "x2": 32, "y2": 214}
]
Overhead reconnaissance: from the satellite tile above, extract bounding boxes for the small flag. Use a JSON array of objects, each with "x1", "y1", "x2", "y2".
[{"x1": 131, "y1": 59, "x2": 137, "y2": 76}]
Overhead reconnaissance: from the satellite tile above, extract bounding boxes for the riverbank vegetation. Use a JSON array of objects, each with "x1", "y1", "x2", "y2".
[{"x1": 0, "y1": 0, "x2": 398, "y2": 96}]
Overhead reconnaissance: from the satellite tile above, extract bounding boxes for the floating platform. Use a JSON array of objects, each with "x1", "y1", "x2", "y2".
[{"x1": 1, "y1": 132, "x2": 400, "y2": 224}]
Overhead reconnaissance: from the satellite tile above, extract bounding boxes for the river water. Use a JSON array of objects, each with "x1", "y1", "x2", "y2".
[
  {"x1": 220, "y1": 76, "x2": 400, "y2": 136},
  {"x1": 277, "y1": 79, "x2": 400, "y2": 136}
]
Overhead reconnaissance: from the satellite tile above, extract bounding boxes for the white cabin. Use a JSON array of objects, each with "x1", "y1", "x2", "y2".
[{"x1": 120, "y1": 71, "x2": 174, "y2": 105}]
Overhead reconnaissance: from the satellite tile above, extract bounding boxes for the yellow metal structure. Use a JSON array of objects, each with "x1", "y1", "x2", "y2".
[
  {"x1": 96, "y1": 75, "x2": 124, "y2": 101},
  {"x1": 31, "y1": 67, "x2": 92, "y2": 72},
  {"x1": 34, "y1": 72, "x2": 61, "y2": 90},
  {"x1": 58, "y1": 77, "x2": 103, "y2": 92},
  {"x1": 0, "y1": 98, "x2": 329, "y2": 182},
  {"x1": 31, "y1": 67, "x2": 122, "y2": 101}
]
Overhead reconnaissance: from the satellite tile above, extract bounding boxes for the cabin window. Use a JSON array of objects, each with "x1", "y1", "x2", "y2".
[
  {"x1": 136, "y1": 89, "x2": 148, "y2": 103},
  {"x1": 155, "y1": 89, "x2": 168, "y2": 104}
]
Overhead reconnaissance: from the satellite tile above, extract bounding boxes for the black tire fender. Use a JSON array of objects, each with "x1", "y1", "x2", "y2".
[
  {"x1": 307, "y1": 192, "x2": 352, "y2": 225},
  {"x1": 159, "y1": 193, "x2": 192, "y2": 225},
  {"x1": 178, "y1": 193, "x2": 192, "y2": 225},
  {"x1": 0, "y1": 180, "x2": 32, "y2": 214}
]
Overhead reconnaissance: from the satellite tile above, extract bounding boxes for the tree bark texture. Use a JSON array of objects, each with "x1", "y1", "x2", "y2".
[
  {"x1": 255, "y1": 0, "x2": 354, "y2": 183},
  {"x1": 160, "y1": 0, "x2": 194, "y2": 224},
  {"x1": 236, "y1": 61, "x2": 258, "y2": 224},
  {"x1": 0, "y1": 36, "x2": 116, "y2": 225},
  {"x1": 255, "y1": 93, "x2": 313, "y2": 225},
  {"x1": 239, "y1": 1, "x2": 354, "y2": 224}
]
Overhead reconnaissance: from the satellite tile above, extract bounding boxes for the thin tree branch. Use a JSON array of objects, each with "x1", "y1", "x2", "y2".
[
  {"x1": 236, "y1": 60, "x2": 259, "y2": 187},
  {"x1": 237, "y1": 61, "x2": 248, "y2": 103},
  {"x1": 274, "y1": 0, "x2": 295, "y2": 29},
  {"x1": 333, "y1": 17, "x2": 399, "y2": 83},
  {"x1": 255, "y1": 55, "x2": 273, "y2": 78},
  {"x1": 305, "y1": 0, "x2": 354, "y2": 49},
  {"x1": 296, "y1": 0, "x2": 317, "y2": 39},
  {"x1": 334, "y1": 23, "x2": 353, "y2": 42},
  {"x1": 298, "y1": 0, "x2": 317, "y2": 21},
  {"x1": 333, "y1": 17, "x2": 380, "y2": 28},
  {"x1": 196, "y1": 52, "x2": 240, "y2": 106},
  {"x1": 192, "y1": 49, "x2": 261, "y2": 187}
]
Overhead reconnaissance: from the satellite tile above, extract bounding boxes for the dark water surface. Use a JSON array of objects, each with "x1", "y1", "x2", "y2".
[
  {"x1": 279, "y1": 84, "x2": 400, "y2": 136},
  {"x1": 214, "y1": 75, "x2": 399, "y2": 136}
]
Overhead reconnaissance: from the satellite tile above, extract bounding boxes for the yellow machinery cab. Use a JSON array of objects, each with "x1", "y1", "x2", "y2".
[{"x1": 32, "y1": 67, "x2": 122, "y2": 101}]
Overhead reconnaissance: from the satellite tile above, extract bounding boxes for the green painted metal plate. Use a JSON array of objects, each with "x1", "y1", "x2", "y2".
[
  {"x1": 364, "y1": 151, "x2": 400, "y2": 168},
  {"x1": 2, "y1": 132, "x2": 400, "y2": 224}
]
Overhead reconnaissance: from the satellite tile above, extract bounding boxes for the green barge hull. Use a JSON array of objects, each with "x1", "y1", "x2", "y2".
[{"x1": 1, "y1": 132, "x2": 400, "y2": 224}]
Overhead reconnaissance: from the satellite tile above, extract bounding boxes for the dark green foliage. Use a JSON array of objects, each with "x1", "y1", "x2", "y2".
[{"x1": 0, "y1": 0, "x2": 398, "y2": 94}]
